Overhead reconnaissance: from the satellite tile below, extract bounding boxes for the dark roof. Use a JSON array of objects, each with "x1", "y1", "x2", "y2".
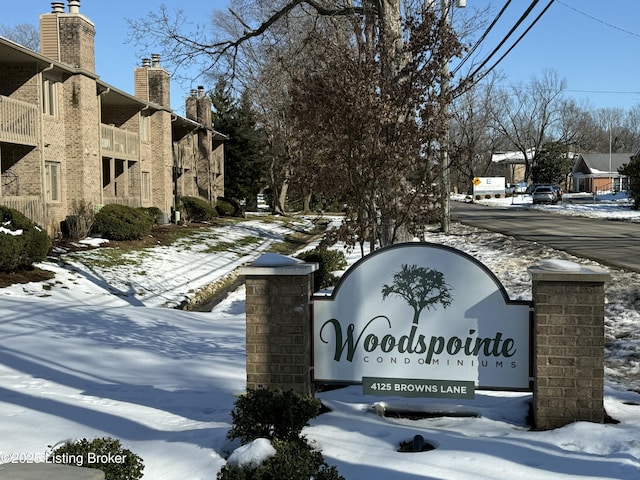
[{"x1": 574, "y1": 153, "x2": 632, "y2": 174}]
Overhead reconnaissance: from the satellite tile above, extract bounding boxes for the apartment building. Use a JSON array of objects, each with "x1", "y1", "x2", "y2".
[{"x1": 0, "y1": 0, "x2": 225, "y2": 236}]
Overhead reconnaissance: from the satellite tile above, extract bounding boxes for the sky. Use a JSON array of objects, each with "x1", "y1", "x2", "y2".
[
  {"x1": 2, "y1": 1, "x2": 640, "y2": 114},
  {"x1": 456, "y1": 0, "x2": 640, "y2": 110}
]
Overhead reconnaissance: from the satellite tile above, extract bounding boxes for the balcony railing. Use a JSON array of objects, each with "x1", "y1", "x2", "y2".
[
  {"x1": 103, "y1": 196, "x2": 141, "y2": 208},
  {"x1": 0, "y1": 95, "x2": 38, "y2": 146},
  {"x1": 101, "y1": 124, "x2": 139, "y2": 160},
  {"x1": 0, "y1": 196, "x2": 44, "y2": 227}
]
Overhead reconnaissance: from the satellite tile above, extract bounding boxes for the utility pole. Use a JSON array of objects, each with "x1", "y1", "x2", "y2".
[{"x1": 440, "y1": 0, "x2": 465, "y2": 233}]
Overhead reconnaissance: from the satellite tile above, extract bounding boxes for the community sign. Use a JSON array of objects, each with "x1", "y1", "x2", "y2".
[
  {"x1": 473, "y1": 176, "x2": 506, "y2": 196},
  {"x1": 312, "y1": 243, "x2": 531, "y2": 398}
]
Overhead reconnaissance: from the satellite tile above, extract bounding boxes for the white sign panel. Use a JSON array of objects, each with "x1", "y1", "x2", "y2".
[
  {"x1": 313, "y1": 243, "x2": 531, "y2": 390},
  {"x1": 473, "y1": 177, "x2": 506, "y2": 195}
]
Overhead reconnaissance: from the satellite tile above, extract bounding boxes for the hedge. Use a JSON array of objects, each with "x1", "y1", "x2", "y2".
[
  {"x1": 0, "y1": 206, "x2": 51, "y2": 272},
  {"x1": 91, "y1": 204, "x2": 153, "y2": 241}
]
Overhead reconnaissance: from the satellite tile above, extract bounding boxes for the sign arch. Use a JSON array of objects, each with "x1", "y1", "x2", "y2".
[{"x1": 312, "y1": 243, "x2": 532, "y2": 396}]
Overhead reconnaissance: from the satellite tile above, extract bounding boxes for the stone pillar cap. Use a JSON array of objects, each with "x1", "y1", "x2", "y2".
[
  {"x1": 529, "y1": 258, "x2": 610, "y2": 282},
  {"x1": 250, "y1": 253, "x2": 305, "y2": 267},
  {"x1": 240, "y1": 253, "x2": 318, "y2": 276}
]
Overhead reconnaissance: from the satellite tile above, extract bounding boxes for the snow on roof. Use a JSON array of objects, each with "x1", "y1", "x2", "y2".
[{"x1": 491, "y1": 148, "x2": 536, "y2": 164}]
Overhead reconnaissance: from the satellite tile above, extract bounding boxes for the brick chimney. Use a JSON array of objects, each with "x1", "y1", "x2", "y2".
[
  {"x1": 134, "y1": 54, "x2": 170, "y2": 107},
  {"x1": 40, "y1": 0, "x2": 96, "y2": 72},
  {"x1": 185, "y1": 86, "x2": 211, "y2": 127}
]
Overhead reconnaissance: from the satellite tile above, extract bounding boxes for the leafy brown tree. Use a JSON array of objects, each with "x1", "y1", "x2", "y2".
[
  {"x1": 290, "y1": 31, "x2": 448, "y2": 249},
  {"x1": 130, "y1": 1, "x2": 468, "y2": 247}
]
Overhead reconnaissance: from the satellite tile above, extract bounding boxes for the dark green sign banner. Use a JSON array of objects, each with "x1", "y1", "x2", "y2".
[{"x1": 362, "y1": 377, "x2": 475, "y2": 399}]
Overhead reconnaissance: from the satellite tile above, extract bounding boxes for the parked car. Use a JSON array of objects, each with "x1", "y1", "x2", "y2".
[
  {"x1": 526, "y1": 183, "x2": 563, "y2": 200},
  {"x1": 532, "y1": 186, "x2": 558, "y2": 205},
  {"x1": 550, "y1": 184, "x2": 563, "y2": 200}
]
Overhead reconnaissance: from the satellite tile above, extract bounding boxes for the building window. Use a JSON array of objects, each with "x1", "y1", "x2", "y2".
[
  {"x1": 141, "y1": 171, "x2": 150, "y2": 201},
  {"x1": 42, "y1": 78, "x2": 57, "y2": 116},
  {"x1": 45, "y1": 161, "x2": 60, "y2": 202}
]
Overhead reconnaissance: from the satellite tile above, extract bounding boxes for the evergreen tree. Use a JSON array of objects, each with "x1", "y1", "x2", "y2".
[
  {"x1": 532, "y1": 141, "x2": 573, "y2": 185},
  {"x1": 619, "y1": 158, "x2": 640, "y2": 210},
  {"x1": 211, "y1": 79, "x2": 268, "y2": 210}
]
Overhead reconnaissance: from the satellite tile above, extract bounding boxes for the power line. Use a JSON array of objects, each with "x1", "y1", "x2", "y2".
[
  {"x1": 487, "y1": 83, "x2": 640, "y2": 97},
  {"x1": 452, "y1": 0, "x2": 555, "y2": 99},
  {"x1": 451, "y1": 0, "x2": 513, "y2": 76},
  {"x1": 555, "y1": 0, "x2": 640, "y2": 38},
  {"x1": 469, "y1": 0, "x2": 555, "y2": 82}
]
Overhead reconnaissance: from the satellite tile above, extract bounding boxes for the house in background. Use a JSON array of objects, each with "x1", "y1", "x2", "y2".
[
  {"x1": 0, "y1": 0, "x2": 225, "y2": 236},
  {"x1": 570, "y1": 153, "x2": 630, "y2": 194},
  {"x1": 487, "y1": 148, "x2": 535, "y2": 185}
]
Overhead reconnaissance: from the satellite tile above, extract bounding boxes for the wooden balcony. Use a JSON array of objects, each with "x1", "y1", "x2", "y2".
[
  {"x1": 0, "y1": 95, "x2": 38, "y2": 146},
  {"x1": 101, "y1": 124, "x2": 139, "y2": 160},
  {"x1": 0, "y1": 196, "x2": 44, "y2": 227},
  {"x1": 103, "y1": 196, "x2": 141, "y2": 208}
]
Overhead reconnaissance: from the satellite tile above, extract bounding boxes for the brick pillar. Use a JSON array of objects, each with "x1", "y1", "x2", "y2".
[
  {"x1": 529, "y1": 265, "x2": 610, "y2": 430},
  {"x1": 240, "y1": 254, "x2": 318, "y2": 394}
]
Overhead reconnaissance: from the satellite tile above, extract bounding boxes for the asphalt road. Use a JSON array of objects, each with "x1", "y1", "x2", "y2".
[{"x1": 451, "y1": 202, "x2": 640, "y2": 272}]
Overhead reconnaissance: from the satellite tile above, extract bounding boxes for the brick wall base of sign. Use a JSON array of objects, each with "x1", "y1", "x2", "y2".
[
  {"x1": 529, "y1": 266, "x2": 610, "y2": 430},
  {"x1": 241, "y1": 257, "x2": 318, "y2": 395}
]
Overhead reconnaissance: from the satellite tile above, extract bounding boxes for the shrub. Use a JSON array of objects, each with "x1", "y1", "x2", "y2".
[
  {"x1": 619, "y1": 157, "x2": 640, "y2": 209},
  {"x1": 48, "y1": 437, "x2": 144, "y2": 480},
  {"x1": 65, "y1": 199, "x2": 95, "y2": 240},
  {"x1": 227, "y1": 388, "x2": 322, "y2": 444},
  {"x1": 141, "y1": 206, "x2": 164, "y2": 225},
  {"x1": 221, "y1": 389, "x2": 343, "y2": 480},
  {"x1": 296, "y1": 248, "x2": 347, "y2": 290},
  {"x1": 91, "y1": 204, "x2": 153, "y2": 241},
  {"x1": 179, "y1": 196, "x2": 218, "y2": 223},
  {"x1": 0, "y1": 206, "x2": 51, "y2": 272},
  {"x1": 217, "y1": 438, "x2": 344, "y2": 480},
  {"x1": 216, "y1": 197, "x2": 243, "y2": 217}
]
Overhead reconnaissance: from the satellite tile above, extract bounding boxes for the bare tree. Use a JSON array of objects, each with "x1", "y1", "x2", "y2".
[
  {"x1": 556, "y1": 98, "x2": 599, "y2": 152},
  {"x1": 449, "y1": 72, "x2": 506, "y2": 193},
  {"x1": 488, "y1": 69, "x2": 567, "y2": 181},
  {"x1": 590, "y1": 107, "x2": 640, "y2": 153},
  {"x1": 0, "y1": 23, "x2": 39, "y2": 51}
]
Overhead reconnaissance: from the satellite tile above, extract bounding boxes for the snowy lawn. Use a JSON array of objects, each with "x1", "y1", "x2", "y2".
[{"x1": 1, "y1": 208, "x2": 640, "y2": 479}]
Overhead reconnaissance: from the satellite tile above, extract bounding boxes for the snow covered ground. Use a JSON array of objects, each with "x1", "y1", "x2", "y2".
[{"x1": 0, "y1": 200, "x2": 640, "y2": 479}]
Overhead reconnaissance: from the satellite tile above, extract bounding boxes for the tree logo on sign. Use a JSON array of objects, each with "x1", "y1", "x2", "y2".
[{"x1": 381, "y1": 264, "x2": 453, "y2": 325}]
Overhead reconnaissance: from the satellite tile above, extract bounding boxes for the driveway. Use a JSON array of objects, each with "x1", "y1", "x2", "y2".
[{"x1": 451, "y1": 202, "x2": 640, "y2": 272}]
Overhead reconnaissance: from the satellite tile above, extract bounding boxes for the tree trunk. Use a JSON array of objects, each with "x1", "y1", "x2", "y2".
[
  {"x1": 303, "y1": 192, "x2": 312, "y2": 213},
  {"x1": 274, "y1": 176, "x2": 289, "y2": 215}
]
